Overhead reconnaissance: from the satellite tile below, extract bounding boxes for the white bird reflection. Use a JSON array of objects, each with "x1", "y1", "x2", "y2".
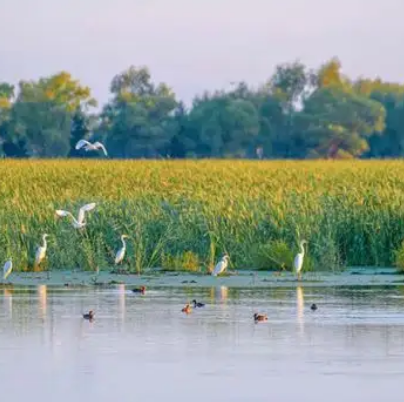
[
  {"x1": 3, "y1": 288, "x2": 13, "y2": 318},
  {"x1": 118, "y1": 284, "x2": 126, "y2": 323},
  {"x1": 210, "y1": 286, "x2": 228, "y2": 304},
  {"x1": 296, "y1": 285, "x2": 305, "y2": 337},
  {"x1": 37, "y1": 284, "x2": 47, "y2": 320}
]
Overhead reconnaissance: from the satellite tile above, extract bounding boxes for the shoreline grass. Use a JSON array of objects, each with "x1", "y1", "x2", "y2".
[{"x1": 2, "y1": 159, "x2": 404, "y2": 273}]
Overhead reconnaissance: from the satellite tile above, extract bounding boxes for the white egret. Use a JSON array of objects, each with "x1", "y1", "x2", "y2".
[
  {"x1": 211, "y1": 254, "x2": 229, "y2": 277},
  {"x1": 55, "y1": 202, "x2": 96, "y2": 229},
  {"x1": 75, "y1": 139, "x2": 108, "y2": 156},
  {"x1": 293, "y1": 240, "x2": 308, "y2": 281},
  {"x1": 115, "y1": 235, "x2": 129, "y2": 265},
  {"x1": 35, "y1": 234, "x2": 49, "y2": 268},
  {"x1": 3, "y1": 259, "x2": 12, "y2": 281}
]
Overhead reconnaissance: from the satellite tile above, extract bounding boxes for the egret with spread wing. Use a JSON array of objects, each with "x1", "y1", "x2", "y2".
[
  {"x1": 115, "y1": 235, "x2": 129, "y2": 265},
  {"x1": 75, "y1": 139, "x2": 108, "y2": 156},
  {"x1": 55, "y1": 202, "x2": 96, "y2": 229},
  {"x1": 211, "y1": 254, "x2": 229, "y2": 277},
  {"x1": 35, "y1": 233, "x2": 49, "y2": 268}
]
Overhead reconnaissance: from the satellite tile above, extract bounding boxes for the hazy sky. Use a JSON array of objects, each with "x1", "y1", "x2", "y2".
[{"x1": 0, "y1": 0, "x2": 403, "y2": 107}]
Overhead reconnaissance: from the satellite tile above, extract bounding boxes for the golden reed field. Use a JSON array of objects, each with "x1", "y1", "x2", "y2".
[{"x1": 2, "y1": 159, "x2": 404, "y2": 272}]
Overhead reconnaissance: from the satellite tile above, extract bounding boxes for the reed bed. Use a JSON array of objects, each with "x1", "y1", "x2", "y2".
[{"x1": 1, "y1": 159, "x2": 404, "y2": 273}]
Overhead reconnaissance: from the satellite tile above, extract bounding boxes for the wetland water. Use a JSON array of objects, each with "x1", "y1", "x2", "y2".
[{"x1": 1, "y1": 283, "x2": 404, "y2": 401}]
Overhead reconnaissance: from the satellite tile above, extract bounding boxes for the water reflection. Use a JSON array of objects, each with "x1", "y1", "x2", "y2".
[
  {"x1": 38, "y1": 284, "x2": 47, "y2": 320},
  {"x1": 210, "y1": 286, "x2": 228, "y2": 304},
  {"x1": 3, "y1": 287, "x2": 12, "y2": 318},
  {"x1": 296, "y1": 285, "x2": 304, "y2": 336},
  {"x1": 1, "y1": 285, "x2": 404, "y2": 401},
  {"x1": 118, "y1": 284, "x2": 126, "y2": 323}
]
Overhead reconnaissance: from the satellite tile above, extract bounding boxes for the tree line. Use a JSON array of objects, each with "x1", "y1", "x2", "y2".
[{"x1": 1, "y1": 57, "x2": 404, "y2": 159}]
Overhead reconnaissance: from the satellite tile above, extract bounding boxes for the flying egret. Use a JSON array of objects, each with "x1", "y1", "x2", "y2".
[
  {"x1": 35, "y1": 233, "x2": 49, "y2": 268},
  {"x1": 3, "y1": 259, "x2": 12, "y2": 281},
  {"x1": 55, "y1": 202, "x2": 96, "y2": 229},
  {"x1": 211, "y1": 254, "x2": 229, "y2": 277},
  {"x1": 75, "y1": 139, "x2": 108, "y2": 156},
  {"x1": 114, "y1": 235, "x2": 129, "y2": 265},
  {"x1": 293, "y1": 240, "x2": 308, "y2": 281}
]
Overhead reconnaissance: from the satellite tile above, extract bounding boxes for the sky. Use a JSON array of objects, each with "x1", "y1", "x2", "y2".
[{"x1": 0, "y1": 0, "x2": 403, "y2": 108}]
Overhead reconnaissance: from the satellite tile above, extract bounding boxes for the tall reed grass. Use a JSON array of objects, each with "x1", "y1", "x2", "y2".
[{"x1": 1, "y1": 159, "x2": 404, "y2": 272}]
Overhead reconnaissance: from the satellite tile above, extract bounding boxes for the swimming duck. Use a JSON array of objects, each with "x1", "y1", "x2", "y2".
[
  {"x1": 182, "y1": 303, "x2": 192, "y2": 314},
  {"x1": 310, "y1": 303, "x2": 318, "y2": 311},
  {"x1": 132, "y1": 286, "x2": 146, "y2": 294},
  {"x1": 192, "y1": 299, "x2": 205, "y2": 308},
  {"x1": 83, "y1": 310, "x2": 94, "y2": 320},
  {"x1": 253, "y1": 313, "x2": 268, "y2": 322}
]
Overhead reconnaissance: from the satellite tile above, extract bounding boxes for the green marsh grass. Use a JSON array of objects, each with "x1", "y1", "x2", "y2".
[{"x1": 1, "y1": 159, "x2": 404, "y2": 272}]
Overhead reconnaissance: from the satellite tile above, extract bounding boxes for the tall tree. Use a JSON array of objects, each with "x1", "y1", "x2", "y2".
[
  {"x1": 6, "y1": 72, "x2": 96, "y2": 157},
  {"x1": 103, "y1": 66, "x2": 179, "y2": 158},
  {"x1": 0, "y1": 83, "x2": 15, "y2": 156}
]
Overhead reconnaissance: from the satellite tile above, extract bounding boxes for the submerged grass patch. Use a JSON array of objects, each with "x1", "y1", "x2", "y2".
[{"x1": 1, "y1": 159, "x2": 404, "y2": 272}]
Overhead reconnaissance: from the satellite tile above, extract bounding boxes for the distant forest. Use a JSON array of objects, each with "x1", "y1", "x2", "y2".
[{"x1": 1, "y1": 57, "x2": 404, "y2": 159}]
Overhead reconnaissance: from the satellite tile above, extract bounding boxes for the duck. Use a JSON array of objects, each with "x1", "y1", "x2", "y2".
[
  {"x1": 310, "y1": 303, "x2": 318, "y2": 311},
  {"x1": 132, "y1": 286, "x2": 146, "y2": 294},
  {"x1": 253, "y1": 313, "x2": 268, "y2": 322},
  {"x1": 192, "y1": 299, "x2": 205, "y2": 308},
  {"x1": 182, "y1": 303, "x2": 192, "y2": 314},
  {"x1": 83, "y1": 310, "x2": 94, "y2": 320}
]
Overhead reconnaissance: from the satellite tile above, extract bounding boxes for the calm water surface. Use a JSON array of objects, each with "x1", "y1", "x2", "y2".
[{"x1": 1, "y1": 284, "x2": 404, "y2": 401}]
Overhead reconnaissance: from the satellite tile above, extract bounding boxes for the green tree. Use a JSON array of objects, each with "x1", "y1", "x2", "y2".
[
  {"x1": 187, "y1": 92, "x2": 260, "y2": 157},
  {"x1": 103, "y1": 66, "x2": 179, "y2": 158},
  {"x1": 298, "y1": 86, "x2": 386, "y2": 158},
  {"x1": 6, "y1": 72, "x2": 96, "y2": 157},
  {"x1": 0, "y1": 83, "x2": 16, "y2": 156}
]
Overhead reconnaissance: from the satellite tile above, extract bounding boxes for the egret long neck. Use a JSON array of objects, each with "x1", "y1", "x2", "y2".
[
  {"x1": 121, "y1": 237, "x2": 127, "y2": 249},
  {"x1": 42, "y1": 236, "x2": 47, "y2": 249},
  {"x1": 299, "y1": 242, "x2": 305, "y2": 255}
]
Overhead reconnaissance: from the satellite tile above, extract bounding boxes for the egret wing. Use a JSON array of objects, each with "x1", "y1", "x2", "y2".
[
  {"x1": 3, "y1": 260, "x2": 12, "y2": 280},
  {"x1": 55, "y1": 210, "x2": 71, "y2": 218},
  {"x1": 293, "y1": 254, "x2": 303, "y2": 274},
  {"x1": 78, "y1": 202, "x2": 96, "y2": 223},
  {"x1": 94, "y1": 142, "x2": 108, "y2": 156},
  {"x1": 35, "y1": 247, "x2": 45, "y2": 266},
  {"x1": 75, "y1": 139, "x2": 91, "y2": 150},
  {"x1": 212, "y1": 260, "x2": 224, "y2": 276},
  {"x1": 115, "y1": 248, "x2": 125, "y2": 264}
]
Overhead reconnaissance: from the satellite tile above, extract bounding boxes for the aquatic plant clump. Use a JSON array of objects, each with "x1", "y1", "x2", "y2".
[{"x1": 1, "y1": 159, "x2": 404, "y2": 272}]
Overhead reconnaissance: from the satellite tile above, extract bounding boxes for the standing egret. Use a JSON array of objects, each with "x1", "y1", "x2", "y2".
[
  {"x1": 293, "y1": 240, "x2": 308, "y2": 281},
  {"x1": 55, "y1": 202, "x2": 96, "y2": 229},
  {"x1": 211, "y1": 254, "x2": 229, "y2": 277},
  {"x1": 114, "y1": 235, "x2": 129, "y2": 265},
  {"x1": 3, "y1": 258, "x2": 12, "y2": 281},
  {"x1": 35, "y1": 234, "x2": 49, "y2": 269},
  {"x1": 75, "y1": 139, "x2": 108, "y2": 156}
]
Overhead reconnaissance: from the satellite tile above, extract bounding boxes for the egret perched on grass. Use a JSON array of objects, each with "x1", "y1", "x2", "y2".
[
  {"x1": 293, "y1": 240, "x2": 307, "y2": 281},
  {"x1": 114, "y1": 235, "x2": 129, "y2": 265},
  {"x1": 75, "y1": 139, "x2": 108, "y2": 156},
  {"x1": 211, "y1": 254, "x2": 229, "y2": 276},
  {"x1": 55, "y1": 202, "x2": 96, "y2": 229},
  {"x1": 3, "y1": 258, "x2": 12, "y2": 281},
  {"x1": 35, "y1": 234, "x2": 49, "y2": 269}
]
